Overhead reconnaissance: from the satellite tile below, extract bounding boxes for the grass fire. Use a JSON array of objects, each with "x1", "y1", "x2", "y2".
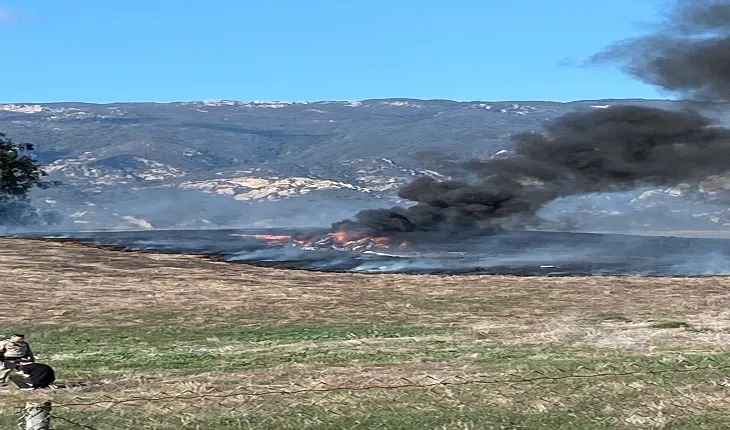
[
  {"x1": 232, "y1": 231, "x2": 409, "y2": 252},
  {"x1": 5, "y1": 1, "x2": 730, "y2": 428}
]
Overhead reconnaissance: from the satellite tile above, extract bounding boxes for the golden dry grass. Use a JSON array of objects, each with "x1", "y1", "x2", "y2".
[
  {"x1": 4, "y1": 237, "x2": 730, "y2": 346},
  {"x1": 3, "y1": 238, "x2": 730, "y2": 325}
]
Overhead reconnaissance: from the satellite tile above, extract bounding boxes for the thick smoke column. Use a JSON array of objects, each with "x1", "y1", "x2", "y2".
[{"x1": 334, "y1": 0, "x2": 730, "y2": 236}]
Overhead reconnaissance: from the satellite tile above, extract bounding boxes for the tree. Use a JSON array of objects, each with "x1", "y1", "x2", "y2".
[{"x1": 0, "y1": 132, "x2": 61, "y2": 227}]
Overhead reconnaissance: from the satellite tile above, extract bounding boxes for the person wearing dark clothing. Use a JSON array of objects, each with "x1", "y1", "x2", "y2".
[{"x1": 9, "y1": 362, "x2": 55, "y2": 390}]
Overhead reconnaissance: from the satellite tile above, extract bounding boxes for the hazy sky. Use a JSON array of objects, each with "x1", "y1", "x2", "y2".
[{"x1": 1, "y1": 0, "x2": 667, "y2": 103}]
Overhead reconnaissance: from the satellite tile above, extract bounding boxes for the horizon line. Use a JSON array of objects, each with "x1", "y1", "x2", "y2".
[{"x1": 0, "y1": 97, "x2": 679, "y2": 105}]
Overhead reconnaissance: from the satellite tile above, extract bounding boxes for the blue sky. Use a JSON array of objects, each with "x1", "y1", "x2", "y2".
[{"x1": 0, "y1": 0, "x2": 666, "y2": 103}]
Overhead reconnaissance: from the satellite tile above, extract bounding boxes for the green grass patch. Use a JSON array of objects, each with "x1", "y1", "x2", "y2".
[
  {"x1": 6, "y1": 322, "x2": 730, "y2": 377},
  {"x1": 0, "y1": 323, "x2": 460, "y2": 374},
  {"x1": 650, "y1": 320, "x2": 692, "y2": 329},
  {"x1": 5, "y1": 322, "x2": 729, "y2": 384},
  {"x1": 2, "y1": 323, "x2": 730, "y2": 429},
  {"x1": 39, "y1": 386, "x2": 730, "y2": 430},
  {"x1": 5, "y1": 323, "x2": 451, "y2": 347}
]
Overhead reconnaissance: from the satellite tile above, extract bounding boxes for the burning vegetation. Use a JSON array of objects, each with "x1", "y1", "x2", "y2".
[{"x1": 232, "y1": 231, "x2": 410, "y2": 252}]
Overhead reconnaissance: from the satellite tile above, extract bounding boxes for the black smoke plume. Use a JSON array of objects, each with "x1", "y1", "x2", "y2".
[
  {"x1": 591, "y1": 0, "x2": 730, "y2": 101},
  {"x1": 334, "y1": 0, "x2": 730, "y2": 236}
]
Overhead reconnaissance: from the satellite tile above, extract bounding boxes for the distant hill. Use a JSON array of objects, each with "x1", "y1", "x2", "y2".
[{"x1": 2, "y1": 98, "x2": 730, "y2": 231}]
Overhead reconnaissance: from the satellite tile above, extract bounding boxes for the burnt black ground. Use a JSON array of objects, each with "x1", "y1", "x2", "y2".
[{"x1": 8, "y1": 228, "x2": 730, "y2": 276}]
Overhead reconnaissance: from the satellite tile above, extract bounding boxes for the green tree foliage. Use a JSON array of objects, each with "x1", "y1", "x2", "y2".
[{"x1": 0, "y1": 132, "x2": 61, "y2": 227}]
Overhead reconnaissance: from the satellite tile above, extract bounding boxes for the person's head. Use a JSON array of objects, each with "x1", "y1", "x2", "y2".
[{"x1": 9, "y1": 334, "x2": 24, "y2": 343}]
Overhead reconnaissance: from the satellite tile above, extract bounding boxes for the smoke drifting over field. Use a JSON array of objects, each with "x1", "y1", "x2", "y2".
[{"x1": 334, "y1": 0, "x2": 730, "y2": 237}]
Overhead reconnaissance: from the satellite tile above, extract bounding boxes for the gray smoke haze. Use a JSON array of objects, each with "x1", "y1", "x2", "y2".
[{"x1": 333, "y1": 0, "x2": 730, "y2": 236}]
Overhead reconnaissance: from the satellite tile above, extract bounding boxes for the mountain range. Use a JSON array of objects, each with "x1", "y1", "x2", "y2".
[{"x1": 2, "y1": 98, "x2": 730, "y2": 232}]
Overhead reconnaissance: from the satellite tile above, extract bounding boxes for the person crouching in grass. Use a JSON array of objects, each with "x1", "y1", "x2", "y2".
[
  {"x1": 9, "y1": 361, "x2": 55, "y2": 391},
  {"x1": 0, "y1": 334, "x2": 35, "y2": 382}
]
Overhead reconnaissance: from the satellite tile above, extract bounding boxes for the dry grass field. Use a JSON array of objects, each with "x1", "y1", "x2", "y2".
[{"x1": 1, "y1": 237, "x2": 730, "y2": 428}]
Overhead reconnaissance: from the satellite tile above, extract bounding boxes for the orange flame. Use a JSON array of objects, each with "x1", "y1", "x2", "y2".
[
  {"x1": 329, "y1": 231, "x2": 352, "y2": 243},
  {"x1": 324, "y1": 231, "x2": 395, "y2": 248}
]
